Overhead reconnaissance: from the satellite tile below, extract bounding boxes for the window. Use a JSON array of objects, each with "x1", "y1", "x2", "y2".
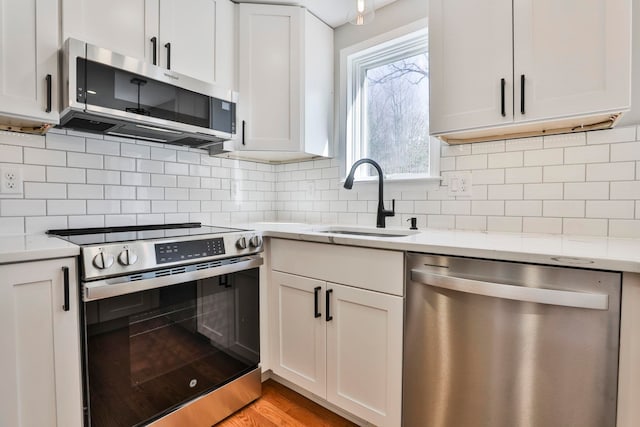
[{"x1": 344, "y1": 24, "x2": 438, "y2": 181}]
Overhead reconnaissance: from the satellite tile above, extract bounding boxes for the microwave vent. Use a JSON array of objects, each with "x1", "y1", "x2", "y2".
[{"x1": 64, "y1": 117, "x2": 114, "y2": 132}]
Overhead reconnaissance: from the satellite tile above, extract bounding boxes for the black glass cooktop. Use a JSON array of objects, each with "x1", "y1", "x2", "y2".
[{"x1": 47, "y1": 223, "x2": 245, "y2": 246}]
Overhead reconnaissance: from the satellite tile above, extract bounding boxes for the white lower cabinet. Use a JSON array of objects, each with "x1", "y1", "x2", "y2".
[
  {"x1": 0, "y1": 257, "x2": 83, "y2": 427},
  {"x1": 269, "y1": 239, "x2": 403, "y2": 426}
]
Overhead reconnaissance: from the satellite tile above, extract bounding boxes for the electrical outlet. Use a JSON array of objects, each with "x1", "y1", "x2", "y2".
[
  {"x1": 0, "y1": 166, "x2": 23, "y2": 194},
  {"x1": 447, "y1": 172, "x2": 472, "y2": 197}
]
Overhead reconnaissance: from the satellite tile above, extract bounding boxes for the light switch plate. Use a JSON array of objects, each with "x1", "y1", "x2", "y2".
[{"x1": 447, "y1": 172, "x2": 472, "y2": 197}]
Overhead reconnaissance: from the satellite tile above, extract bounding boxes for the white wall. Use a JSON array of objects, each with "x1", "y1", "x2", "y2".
[{"x1": 0, "y1": 129, "x2": 277, "y2": 234}]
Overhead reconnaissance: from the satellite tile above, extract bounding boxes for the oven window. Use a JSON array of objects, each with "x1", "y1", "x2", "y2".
[
  {"x1": 84, "y1": 268, "x2": 259, "y2": 427},
  {"x1": 77, "y1": 58, "x2": 211, "y2": 128}
]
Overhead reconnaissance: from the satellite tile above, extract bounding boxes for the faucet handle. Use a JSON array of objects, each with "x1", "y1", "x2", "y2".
[{"x1": 385, "y1": 199, "x2": 395, "y2": 217}]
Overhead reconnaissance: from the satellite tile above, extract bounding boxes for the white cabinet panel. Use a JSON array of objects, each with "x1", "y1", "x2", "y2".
[
  {"x1": 0, "y1": 0, "x2": 59, "y2": 124},
  {"x1": 271, "y1": 271, "x2": 326, "y2": 397},
  {"x1": 326, "y1": 283, "x2": 403, "y2": 427},
  {"x1": 0, "y1": 258, "x2": 82, "y2": 427},
  {"x1": 429, "y1": 0, "x2": 513, "y2": 133},
  {"x1": 513, "y1": 0, "x2": 631, "y2": 121},
  {"x1": 62, "y1": 0, "x2": 157, "y2": 62}
]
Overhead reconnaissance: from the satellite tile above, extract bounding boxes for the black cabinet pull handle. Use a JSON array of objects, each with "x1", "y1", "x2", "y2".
[
  {"x1": 164, "y1": 42, "x2": 171, "y2": 70},
  {"x1": 314, "y1": 286, "x2": 321, "y2": 318},
  {"x1": 326, "y1": 289, "x2": 333, "y2": 322},
  {"x1": 151, "y1": 37, "x2": 158, "y2": 65},
  {"x1": 45, "y1": 74, "x2": 52, "y2": 113},
  {"x1": 242, "y1": 120, "x2": 246, "y2": 145},
  {"x1": 62, "y1": 266, "x2": 70, "y2": 312},
  {"x1": 520, "y1": 74, "x2": 525, "y2": 115},
  {"x1": 500, "y1": 78, "x2": 506, "y2": 117}
]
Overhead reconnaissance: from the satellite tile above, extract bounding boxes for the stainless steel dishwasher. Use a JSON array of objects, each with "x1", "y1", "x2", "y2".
[{"x1": 403, "y1": 253, "x2": 621, "y2": 427}]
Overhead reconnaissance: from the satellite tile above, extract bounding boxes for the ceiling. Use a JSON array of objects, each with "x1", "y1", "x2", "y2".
[{"x1": 235, "y1": 0, "x2": 399, "y2": 28}]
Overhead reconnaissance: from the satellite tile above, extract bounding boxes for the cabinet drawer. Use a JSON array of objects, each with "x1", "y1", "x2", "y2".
[{"x1": 270, "y1": 238, "x2": 403, "y2": 296}]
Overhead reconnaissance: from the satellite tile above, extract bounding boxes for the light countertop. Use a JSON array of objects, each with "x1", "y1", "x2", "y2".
[
  {"x1": 0, "y1": 234, "x2": 80, "y2": 264},
  {"x1": 250, "y1": 223, "x2": 640, "y2": 273}
]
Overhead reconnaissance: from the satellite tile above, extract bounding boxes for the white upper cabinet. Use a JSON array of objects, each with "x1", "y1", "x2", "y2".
[
  {"x1": 0, "y1": 0, "x2": 59, "y2": 127},
  {"x1": 429, "y1": 0, "x2": 631, "y2": 143},
  {"x1": 236, "y1": 3, "x2": 333, "y2": 161},
  {"x1": 62, "y1": 0, "x2": 235, "y2": 87}
]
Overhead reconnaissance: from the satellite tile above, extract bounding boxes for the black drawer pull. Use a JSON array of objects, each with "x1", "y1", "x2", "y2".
[
  {"x1": 326, "y1": 289, "x2": 333, "y2": 322},
  {"x1": 242, "y1": 120, "x2": 246, "y2": 145},
  {"x1": 165, "y1": 42, "x2": 171, "y2": 70},
  {"x1": 314, "y1": 286, "x2": 321, "y2": 318},
  {"x1": 500, "y1": 78, "x2": 506, "y2": 117},
  {"x1": 62, "y1": 266, "x2": 70, "y2": 312},
  {"x1": 520, "y1": 74, "x2": 526, "y2": 115},
  {"x1": 45, "y1": 74, "x2": 52, "y2": 113},
  {"x1": 151, "y1": 36, "x2": 158, "y2": 65}
]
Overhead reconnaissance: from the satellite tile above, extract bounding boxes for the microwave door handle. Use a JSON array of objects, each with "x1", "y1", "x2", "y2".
[{"x1": 410, "y1": 269, "x2": 609, "y2": 310}]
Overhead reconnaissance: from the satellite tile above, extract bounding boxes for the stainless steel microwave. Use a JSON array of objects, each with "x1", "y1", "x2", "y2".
[{"x1": 59, "y1": 38, "x2": 236, "y2": 153}]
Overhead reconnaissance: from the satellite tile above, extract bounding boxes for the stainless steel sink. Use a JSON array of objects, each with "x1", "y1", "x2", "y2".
[{"x1": 314, "y1": 226, "x2": 419, "y2": 238}]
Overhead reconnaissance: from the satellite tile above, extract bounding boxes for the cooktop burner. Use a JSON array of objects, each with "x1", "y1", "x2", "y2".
[{"x1": 47, "y1": 222, "x2": 245, "y2": 245}]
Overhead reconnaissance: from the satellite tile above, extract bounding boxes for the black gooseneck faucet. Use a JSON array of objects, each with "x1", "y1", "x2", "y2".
[{"x1": 343, "y1": 158, "x2": 395, "y2": 228}]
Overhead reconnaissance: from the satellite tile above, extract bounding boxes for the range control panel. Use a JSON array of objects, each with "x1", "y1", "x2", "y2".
[{"x1": 155, "y1": 238, "x2": 225, "y2": 264}]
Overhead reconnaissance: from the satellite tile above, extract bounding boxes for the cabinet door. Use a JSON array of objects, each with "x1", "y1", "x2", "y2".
[
  {"x1": 513, "y1": 0, "x2": 631, "y2": 122},
  {"x1": 326, "y1": 283, "x2": 403, "y2": 427},
  {"x1": 0, "y1": 0, "x2": 59, "y2": 124},
  {"x1": 159, "y1": 0, "x2": 218, "y2": 84},
  {"x1": 0, "y1": 258, "x2": 82, "y2": 427},
  {"x1": 62, "y1": 0, "x2": 158, "y2": 62},
  {"x1": 271, "y1": 271, "x2": 326, "y2": 397},
  {"x1": 238, "y1": 4, "x2": 302, "y2": 152},
  {"x1": 429, "y1": 0, "x2": 513, "y2": 134}
]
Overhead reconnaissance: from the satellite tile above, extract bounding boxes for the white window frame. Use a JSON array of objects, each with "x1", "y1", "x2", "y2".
[{"x1": 339, "y1": 19, "x2": 440, "y2": 183}]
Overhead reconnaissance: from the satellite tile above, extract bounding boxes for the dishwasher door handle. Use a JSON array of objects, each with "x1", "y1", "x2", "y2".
[{"x1": 410, "y1": 269, "x2": 609, "y2": 310}]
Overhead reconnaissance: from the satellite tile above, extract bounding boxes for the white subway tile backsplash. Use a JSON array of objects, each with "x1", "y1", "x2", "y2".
[
  {"x1": 86, "y1": 138, "x2": 119, "y2": 156},
  {"x1": 177, "y1": 151, "x2": 201, "y2": 164},
  {"x1": 456, "y1": 154, "x2": 488, "y2": 170},
  {"x1": 104, "y1": 156, "x2": 135, "y2": 171},
  {"x1": 68, "y1": 152, "x2": 103, "y2": 169},
  {"x1": 152, "y1": 200, "x2": 178, "y2": 213},
  {"x1": 543, "y1": 165, "x2": 585, "y2": 182},
  {"x1": 524, "y1": 148, "x2": 563, "y2": 166},
  {"x1": 87, "y1": 200, "x2": 120, "y2": 215},
  {"x1": 543, "y1": 133, "x2": 585, "y2": 148},
  {"x1": 610, "y1": 181, "x2": 640, "y2": 200},
  {"x1": 441, "y1": 200, "x2": 471, "y2": 215},
  {"x1": 121, "y1": 143, "x2": 151, "y2": 159},
  {"x1": 472, "y1": 169, "x2": 505, "y2": 185},
  {"x1": 68, "y1": 184, "x2": 103, "y2": 200},
  {"x1": 542, "y1": 201, "x2": 584, "y2": 218},
  {"x1": 505, "y1": 167, "x2": 542, "y2": 184},
  {"x1": 25, "y1": 183, "x2": 66, "y2": 199},
  {"x1": 472, "y1": 200, "x2": 504, "y2": 216},
  {"x1": 1, "y1": 200, "x2": 46, "y2": 216},
  {"x1": 564, "y1": 145, "x2": 609, "y2": 164},
  {"x1": 505, "y1": 137, "x2": 543, "y2": 152},
  {"x1": 24, "y1": 147, "x2": 66, "y2": 166},
  {"x1": 0, "y1": 131, "x2": 45, "y2": 148},
  {"x1": 487, "y1": 216, "x2": 522, "y2": 232},
  {"x1": 562, "y1": 218, "x2": 608, "y2": 236},
  {"x1": 151, "y1": 174, "x2": 177, "y2": 188},
  {"x1": 587, "y1": 127, "x2": 636, "y2": 145},
  {"x1": 68, "y1": 215, "x2": 105, "y2": 228},
  {"x1": 178, "y1": 176, "x2": 199, "y2": 188},
  {"x1": 488, "y1": 184, "x2": 523, "y2": 200},
  {"x1": 610, "y1": 141, "x2": 640, "y2": 162},
  {"x1": 150, "y1": 147, "x2": 176, "y2": 162},
  {"x1": 586, "y1": 201, "x2": 635, "y2": 219},
  {"x1": 609, "y1": 220, "x2": 640, "y2": 238},
  {"x1": 136, "y1": 187, "x2": 164, "y2": 200},
  {"x1": 105, "y1": 185, "x2": 136, "y2": 200},
  {"x1": 87, "y1": 170, "x2": 120, "y2": 185},
  {"x1": 122, "y1": 200, "x2": 150, "y2": 214},
  {"x1": 46, "y1": 133, "x2": 85, "y2": 152},
  {"x1": 586, "y1": 162, "x2": 635, "y2": 181},
  {"x1": 455, "y1": 215, "x2": 486, "y2": 231},
  {"x1": 505, "y1": 200, "x2": 542, "y2": 217},
  {"x1": 46, "y1": 166, "x2": 85, "y2": 183},
  {"x1": 137, "y1": 159, "x2": 163, "y2": 174},
  {"x1": 564, "y1": 182, "x2": 609, "y2": 200},
  {"x1": 522, "y1": 217, "x2": 562, "y2": 234},
  {"x1": 25, "y1": 216, "x2": 67, "y2": 234},
  {"x1": 524, "y1": 183, "x2": 563, "y2": 200},
  {"x1": 165, "y1": 162, "x2": 189, "y2": 176},
  {"x1": 0, "y1": 217, "x2": 24, "y2": 235},
  {"x1": 472, "y1": 140, "x2": 505, "y2": 154},
  {"x1": 47, "y1": 200, "x2": 85, "y2": 215},
  {"x1": 488, "y1": 152, "x2": 523, "y2": 169},
  {"x1": 428, "y1": 215, "x2": 455, "y2": 229},
  {"x1": 0, "y1": 144, "x2": 23, "y2": 163},
  {"x1": 121, "y1": 172, "x2": 150, "y2": 186},
  {"x1": 441, "y1": 144, "x2": 471, "y2": 157}
]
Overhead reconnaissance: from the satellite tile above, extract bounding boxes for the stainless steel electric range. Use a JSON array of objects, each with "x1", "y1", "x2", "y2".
[{"x1": 48, "y1": 222, "x2": 263, "y2": 427}]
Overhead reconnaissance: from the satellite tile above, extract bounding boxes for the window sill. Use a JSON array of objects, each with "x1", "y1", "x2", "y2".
[{"x1": 339, "y1": 175, "x2": 443, "y2": 185}]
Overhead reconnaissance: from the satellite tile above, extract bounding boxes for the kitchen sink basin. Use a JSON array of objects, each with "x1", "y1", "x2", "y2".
[{"x1": 314, "y1": 226, "x2": 420, "y2": 238}]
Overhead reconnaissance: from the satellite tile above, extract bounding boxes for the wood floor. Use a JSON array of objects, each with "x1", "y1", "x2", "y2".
[{"x1": 217, "y1": 379, "x2": 359, "y2": 427}]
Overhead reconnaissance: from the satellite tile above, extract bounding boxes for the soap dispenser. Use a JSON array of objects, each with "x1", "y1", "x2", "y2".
[{"x1": 407, "y1": 217, "x2": 418, "y2": 230}]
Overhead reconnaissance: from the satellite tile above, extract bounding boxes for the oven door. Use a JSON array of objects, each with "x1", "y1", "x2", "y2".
[{"x1": 82, "y1": 261, "x2": 260, "y2": 427}]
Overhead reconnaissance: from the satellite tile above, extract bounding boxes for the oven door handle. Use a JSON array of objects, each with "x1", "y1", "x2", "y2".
[{"x1": 83, "y1": 255, "x2": 263, "y2": 301}]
